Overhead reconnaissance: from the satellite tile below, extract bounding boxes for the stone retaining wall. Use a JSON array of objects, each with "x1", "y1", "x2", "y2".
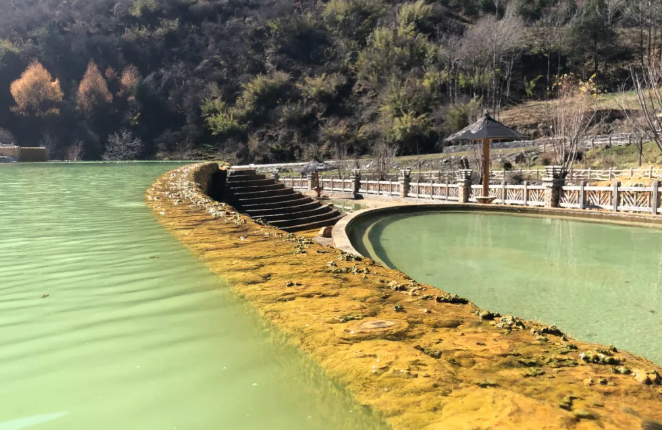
[
  {"x1": 0, "y1": 145, "x2": 20, "y2": 158},
  {"x1": 19, "y1": 147, "x2": 48, "y2": 162},
  {"x1": 0, "y1": 145, "x2": 48, "y2": 162},
  {"x1": 147, "y1": 162, "x2": 662, "y2": 430}
]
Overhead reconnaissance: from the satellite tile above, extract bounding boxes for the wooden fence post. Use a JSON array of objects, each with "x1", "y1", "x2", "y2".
[
  {"x1": 609, "y1": 167, "x2": 613, "y2": 180},
  {"x1": 445, "y1": 181, "x2": 450, "y2": 200},
  {"x1": 613, "y1": 181, "x2": 620, "y2": 212},
  {"x1": 650, "y1": 166, "x2": 654, "y2": 179},
  {"x1": 630, "y1": 167, "x2": 633, "y2": 178},
  {"x1": 523, "y1": 181, "x2": 529, "y2": 206},
  {"x1": 579, "y1": 181, "x2": 585, "y2": 210},
  {"x1": 502, "y1": 181, "x2": 506, "y2": 204},
  {"x1": 653, "y1": 181, "x2": 660, "y2": 215}
]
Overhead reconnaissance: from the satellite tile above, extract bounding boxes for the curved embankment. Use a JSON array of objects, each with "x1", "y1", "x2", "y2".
[{"x1": 147, "y1": 163, "x2": 662, "y2": 430}]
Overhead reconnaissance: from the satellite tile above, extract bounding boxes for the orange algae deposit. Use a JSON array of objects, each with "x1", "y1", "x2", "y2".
[{"x1": 146, "y1": 163, "x2": 662, "y2": 430}]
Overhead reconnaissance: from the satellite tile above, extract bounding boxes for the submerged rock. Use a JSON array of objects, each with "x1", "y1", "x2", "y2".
[
  {"x1": 414, "y1": 345, "x2": 442, "y2": 359},
  {"x1": 523, "y1": 367, "x2": 545, "y2": 378},
  {"x1": 476, "y1": 379, "x2": 498, "y2": 388},
  {"x1": 559, "y1": 395, "x2": 576, "y2": 410},
  {"x1": 574, "y1": 409, "x2": 597, "y2": 420}
]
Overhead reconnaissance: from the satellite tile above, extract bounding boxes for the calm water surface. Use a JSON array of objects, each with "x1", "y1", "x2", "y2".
[
  {"x1": 0, "y1": 163, "x2": 388, "y2": 430},
  {"x1": 350, "y1": 211, "x2": 662, "y2": 364}
]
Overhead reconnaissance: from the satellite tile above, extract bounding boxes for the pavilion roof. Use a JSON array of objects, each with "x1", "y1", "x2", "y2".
[
  {"x1": 299, "y1": 157, "x2": 338, "y2": 174},
  {"x1": 444, "y1": 111, "x2": 527, "y2": 142}
]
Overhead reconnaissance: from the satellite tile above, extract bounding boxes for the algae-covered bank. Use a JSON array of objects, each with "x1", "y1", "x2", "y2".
[{"x1": 147, "y1": 163, "x2": 662, "y2": 430}]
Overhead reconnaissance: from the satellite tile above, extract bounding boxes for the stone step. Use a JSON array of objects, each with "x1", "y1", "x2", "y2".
[
  {"x1": 280, "y1": 214, "x2": 345, "y2": 233},
  {"x1": 236, "y1": 195, "x2": 313, "y2": 210},
  {"x1": 227, "y1": 182, "x2": 284, "y2": 193},
  {"x1": 251, "y1": 203, "x2": 330, "y2": 220},
  {"x1": 230, "y1": 188, "x2": 296, "y2": 202},
  {"x1": 228, "y1": 169, "x2": 257, "y2": 177},
  {"x1": 227, "y1": 173, "x2": 266, "y2": 182},
  {"x1": 256, "y1": 204, "x2": 331, "y2": 223},
  {"x1": 244, "y1": 201, "x2": 321, "y2": 217},
  {"x1": 267, "y1": 208, "x2": 340, "y2": 229},
  {"x1": 225, "y1": 178, "x2": 274, "y2": 187}
]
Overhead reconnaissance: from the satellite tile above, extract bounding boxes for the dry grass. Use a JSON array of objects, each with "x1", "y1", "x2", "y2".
[{"x1": 499, "y1": 91, "x2": 642, "y2": 130}]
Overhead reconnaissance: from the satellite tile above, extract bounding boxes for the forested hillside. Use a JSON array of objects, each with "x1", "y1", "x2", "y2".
[{"x1": 0, "y1": 0, "x2": 658, "y2": 161}]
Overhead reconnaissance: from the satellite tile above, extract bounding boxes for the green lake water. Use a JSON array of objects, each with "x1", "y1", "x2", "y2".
[
  {"x1": 350, "y1": 211, "x2": 662, "y2": 364},
  {"x1": 0, "y1": 163, "x2": 388, "y2": 430}
]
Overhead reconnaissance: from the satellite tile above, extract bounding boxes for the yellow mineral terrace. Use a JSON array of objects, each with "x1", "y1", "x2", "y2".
[{"x1": 146, "y1": 163, "x2": 662, "y2": 430}]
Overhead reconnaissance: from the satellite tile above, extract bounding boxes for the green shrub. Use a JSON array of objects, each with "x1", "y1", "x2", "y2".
[
  {"x1": 236, "y1": 71, "x2": 292, "y2": 117},
  {"x1": 201, "y1": 98, "x2": 244, "y2": 136},
  {"x1": 279, "y1": 102, "x2": 313, "y2": 126},
  {"x1": 379, "y1": 78, "x2": 437, "y2": 120},
  {"x1": 397, "y1": 0, "x2": 434, "y2": 35},
  {"x1": 298, "y1": 73, "x2": 346, "y2": 103},
  {"x1": 355, "y1": 26, "x2": 435, "y2": 88},
  {"x1": 129, "y1": 0, "x2": 158, "y2": 17},
  {"x1": 443, "y1": 98, "x2": 482, "y2": 134},
  {"x1": 323, "y1": 0, "x2": 385, "y2": 44}
]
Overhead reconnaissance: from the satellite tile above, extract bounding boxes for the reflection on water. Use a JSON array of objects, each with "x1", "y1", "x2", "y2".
[
  {"x1": 0, "y1": 163, "x2": 388, "y2": 430},
  {"x1": 350, "y1": 211, "x2": 662, "y2": 364}
]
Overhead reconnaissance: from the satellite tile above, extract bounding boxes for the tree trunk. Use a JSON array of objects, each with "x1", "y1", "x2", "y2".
[
  {"x1": 547, "y1": 53, "x2": 551, "y2": 98},
  {"x1": 594, "y1": 35, "x2": 599, "y2": 76}
]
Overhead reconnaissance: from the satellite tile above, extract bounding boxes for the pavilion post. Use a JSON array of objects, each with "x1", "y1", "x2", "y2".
[{"x1": 482, "y1": 138, "x2": 490, "y2": 198}]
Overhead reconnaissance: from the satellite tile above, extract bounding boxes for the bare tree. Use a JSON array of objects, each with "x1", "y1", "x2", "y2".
[
  {"x1": 39, "y1": 133, "x2": 58, "y2": 159},
  {"x1": 66, "y1": 141, "x2": 85, "y2": 161},
  {"x1": 604, "y1": 0, "x2": 627, "y2": 25},
  {"x1": 459, "y1": 11, "x2": 525, "y2": 114},
  {"x1": 103, "y1": 129, "x2": 144, "y2": 160},
  {"x1": 0, "y1": 128, "x2": 16, "y2": 145},
  {"x1": 173, "y1": 138, "x2": 194, "y2": 160},
  {"x1": 336, "y1": 141, "x2": 350, "y2": 179},
  {"x1": 619, "y1": 61, "x2": 662, "y2": 154},
  {"x1": 372, "y1": 141, "x2": 398, "y2": 180},
  {"x1": 534, "y1": 7, "x2": 569, "y2": 96},
  {"x1": 548, "y1": 75, "x2": 597, "y2": 178}
]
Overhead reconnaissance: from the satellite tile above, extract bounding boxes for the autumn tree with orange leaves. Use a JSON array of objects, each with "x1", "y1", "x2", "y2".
[
  {"x1": 77, "y1": 61, "x2": 113, "y2": 115},
  {"x1": 10, "y1": 61, "x2": 64, "y2": 117},
  {"x1": 118, "y1": 65, "x2": 140, "y2": 101}
]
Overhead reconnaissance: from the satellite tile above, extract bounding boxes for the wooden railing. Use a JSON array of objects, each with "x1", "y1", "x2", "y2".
[
  {"x1": 320, "y1": 177, "x2": 354, "y2": 193},
  {"x1": 279, "y1": 175, "x2": 662, "y2": 215},
  {"x1": 405, "y1": 166, "x2": 662, "y2": 183},
  {"x1": 557, "y1": 183, "x2": 661, "y2": 213},
  {"x1": 281, "y1": 176, "x2": 310, "y2": 190},
  {"x1": 409, "y1": 182, "x2": 461, "y2": 201},
  {"x1": 359, "y1": 180, "x2": 400, "y2": 196},
  {"x1": 467, "y1": 183, "x2": 546, "y2": 206}
]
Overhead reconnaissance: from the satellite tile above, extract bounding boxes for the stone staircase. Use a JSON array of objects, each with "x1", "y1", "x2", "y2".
[{"x1": 224, "y1": 169, "x2": 344, "y2": 232}]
